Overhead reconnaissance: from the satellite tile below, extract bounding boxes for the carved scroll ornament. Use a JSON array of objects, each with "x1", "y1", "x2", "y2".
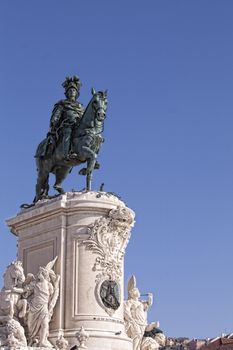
[{"x1": 83, "y1": 206, "x2": 134, "y2": 282}]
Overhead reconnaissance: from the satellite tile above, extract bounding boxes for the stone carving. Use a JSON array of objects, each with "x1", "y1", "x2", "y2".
[
  {"x1": 7, "y1": 320, "x2": 27, "y2": 347},
  {"x1": 27, "y1": 257, "x2": 60, "y2": 347},
  {"x1": 124, "y1": 276, "x2": 166, "y2": 350},
  {"x1": 34, "y1": 75, "x2": 108, "y2": 201},
  {"x1": 0, "y1": 319, "x2": 27, "y2": 347},
  {"x1": 0, "y1": 261, "x2": 27, "y2": 322},
  {"x1": 84, "y1": 206, "x2": 134, "y2": 282},
  {"x1": 0, "y1": 257, "x2": 60, "y2": 348},
  {"x1": 75, "y1": 326, "x2": 89, "y2": 349},
  {"x1": 56, "y1": 335, "x2": 69, "y2": 350}
]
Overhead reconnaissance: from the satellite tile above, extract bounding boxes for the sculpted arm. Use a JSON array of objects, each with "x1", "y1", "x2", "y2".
[
  {"x1": 142, "y1": 293, "x2": 153, "y2": 311},
  {"x1": 79, "y1": 103, "x2": 85, "y2": 116},
  {"x1": 11, "y1": 286, "x2": 24, "y2": 294},
  {"x1": 50, "y1": 103, "x2": 63, "y2": 131},
  {"x1": 48, "y1": 274, "x2": 60, "y2": 318},
  {"x1": 148, "y1": 292, "x2": 153, "y2": 306}
]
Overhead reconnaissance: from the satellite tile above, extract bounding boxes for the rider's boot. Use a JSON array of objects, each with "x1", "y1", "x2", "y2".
[{"x1": 63, "y1": 136, "x2": 71, "y2": 161}]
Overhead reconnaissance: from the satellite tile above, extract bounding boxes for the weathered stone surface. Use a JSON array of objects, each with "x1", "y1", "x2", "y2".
[
  {"x1": 6, "y1": 191, "x2": 135, "y2": 350},
  {"x1": 124, "y1": 275, "x2": 166, "y2": 350}
]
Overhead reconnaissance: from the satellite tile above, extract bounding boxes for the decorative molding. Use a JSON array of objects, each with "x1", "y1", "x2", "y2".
[
  {"x1": 76, "y1": 326, "x2": 89, "y2": 349},
  {"x1": 94, "y1": 276, "x2": 121, "y2": 316},
  {"x1": 23, "y1": 238, "x2": 57, "y2": 275},
  {"x1": 83, "y1": 206, "x2": 134, "y2": 283}
]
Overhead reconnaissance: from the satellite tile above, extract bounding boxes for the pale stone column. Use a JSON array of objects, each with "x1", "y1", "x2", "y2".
[{"x1": 6, "y1": 192, "x2": 134, "y2": 350}]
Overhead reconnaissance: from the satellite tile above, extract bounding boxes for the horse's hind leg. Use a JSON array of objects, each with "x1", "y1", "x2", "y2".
[
  {"x1": 53, "y1": 166, "x2": 70, "y2": 194},
  {"x1": 35, "y1": 168, "x2": 49, "y2": 202}
]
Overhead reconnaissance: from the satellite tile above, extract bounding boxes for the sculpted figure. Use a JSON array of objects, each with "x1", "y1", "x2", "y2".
[
  {"x1": 27, "y1": 257, "x2": 60, "y2": 347},
  {"x1": 34, "y1": 75, "x2": 107, "y2": 201},
  {"x1": 0, "y1": 261, "x2": 27, "y2": 323},
  {"x1": 0, "y1": 319, "x2": 27, "y2": 347},
  {"x1": 124, "y1": 276, "x2": 165, "y2": 350},
  {"x1": 44, "y1": 76, "x2": 84, "y2": 161},
  {"x1": 0, "y1": 261, "x2": 27, "y2": 347},
  {"x1": 22, "y1": 273, "x2": 36, "y2": 301}
]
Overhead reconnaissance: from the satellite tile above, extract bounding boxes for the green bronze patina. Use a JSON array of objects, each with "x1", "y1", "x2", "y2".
[
  {"x1": 34, "y1": 76, "x2": 107, "y2": 202},
  {"x1": 100, "y1": 280, "x2": 120, "y2": 311}
]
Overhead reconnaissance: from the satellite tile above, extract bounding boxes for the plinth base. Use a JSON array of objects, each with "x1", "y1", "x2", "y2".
[{"x1": 6, "y1": 191, "x2": 135, "y2": 350}]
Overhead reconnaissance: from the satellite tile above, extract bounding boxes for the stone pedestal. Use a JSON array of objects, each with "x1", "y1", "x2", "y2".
[{"x1": 6, "y1": 192, "x2": 135, "y2": 350}]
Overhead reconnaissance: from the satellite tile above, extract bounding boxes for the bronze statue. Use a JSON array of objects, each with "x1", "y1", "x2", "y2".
[
  {"x1": 38, "y1": 76, "x2": 84, "y2": 160},
  {"x1": 34, "y1": 75, "x2": 107, "y2": 202}
]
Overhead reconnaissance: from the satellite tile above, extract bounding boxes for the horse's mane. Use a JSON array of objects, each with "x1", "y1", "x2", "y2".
[
  {"x1": 3, "y1": 261, "x2": 23, "y2": 289},
  {"x1": 81, "y1": 94, "x2": 94, "y2": 121},
  {"x1": 79, "y1": 91, "x2": 106, "y2": 128}
]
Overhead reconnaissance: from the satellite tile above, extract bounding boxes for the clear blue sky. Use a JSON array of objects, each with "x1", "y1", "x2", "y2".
[{"x1": 1, "y1": 0, "x2": 233, "y2": 340}]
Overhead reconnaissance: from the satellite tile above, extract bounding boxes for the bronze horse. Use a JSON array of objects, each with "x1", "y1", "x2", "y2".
[{"x1": 34, "y1": 89, "x2": 107, "y2": 202}]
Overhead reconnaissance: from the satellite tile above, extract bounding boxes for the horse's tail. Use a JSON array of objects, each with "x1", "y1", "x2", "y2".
[
  {"x1": 35, "y1": 136, "x2": 56, "y2": 158},
  {"x1": 35, "y1": 138, "x2": 48, "y2": 158}
]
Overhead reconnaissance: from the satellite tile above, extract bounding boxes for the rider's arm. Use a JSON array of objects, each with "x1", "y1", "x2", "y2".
[
  {"x1": 50, "y1": 102, "x2": 64, "y2": 129},
  {"x1": 77, "y1": 103, "x2": 85, "y2": 117}
]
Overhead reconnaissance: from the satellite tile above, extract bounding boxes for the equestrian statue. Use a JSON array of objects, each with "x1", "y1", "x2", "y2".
[{"x1": 34, "y1": 75, "x2": 107, "y2": 202}]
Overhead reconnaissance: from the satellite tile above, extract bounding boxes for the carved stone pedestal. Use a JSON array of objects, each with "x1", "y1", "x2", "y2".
[{"x1": 6, "y1": 192, "x2": 135, "y2": 350}]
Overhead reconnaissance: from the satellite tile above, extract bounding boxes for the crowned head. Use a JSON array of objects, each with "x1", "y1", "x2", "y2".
[{"x1": 62, "y1": 75, "x2": 82, "y2": 100}]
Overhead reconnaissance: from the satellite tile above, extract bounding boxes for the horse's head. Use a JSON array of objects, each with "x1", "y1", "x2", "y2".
[
  {"x1": 91, "y1": 88, "x2": 107, "y2": 122},
  {"x1": 3, "y1": 261, "x2": 25, "y2": 289},
  {"x1": 75, "y1": 89, "x2": 107, "y2": 136}
]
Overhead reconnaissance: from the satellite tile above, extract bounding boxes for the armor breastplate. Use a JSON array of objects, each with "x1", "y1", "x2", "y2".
[{"x1": 63, "y1": 109, "x2": 80, "y2": 124}]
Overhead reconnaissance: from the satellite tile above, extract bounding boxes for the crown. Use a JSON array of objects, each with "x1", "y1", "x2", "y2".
[{"x1": 62, "y1": 75, "x2": 82, "y2": 92}]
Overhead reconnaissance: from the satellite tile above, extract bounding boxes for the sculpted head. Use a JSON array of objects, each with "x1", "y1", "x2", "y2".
[
  {"x1": 62, "y1": 75, "x2": 81, "y2": 100},
  {"x1": 129, "y1": 287, "x2": 140, "y2": 300},
  {"x1": 4, "y1": 261, "x2": 25, "y2": 289},
  {"x1": 91, "y1": 89, "x2": 107, "y2": 121},
  {"x1": 37, "y1": 267, "x2": 50, "y2": 281},
  {"x1": 127, "y1": 275, "x2": 141, "y2": 300},
  {"x1": 66, "y1": 87, "x2": 78, "y2": 100}
]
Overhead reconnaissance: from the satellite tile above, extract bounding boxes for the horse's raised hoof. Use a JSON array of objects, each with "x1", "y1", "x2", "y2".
[
  {"x1": 79, "y1": 168, "x2": 87, "y2": 176},
  {"x1": 53, "y1": 185, "x2": 65, "y2": 194}
]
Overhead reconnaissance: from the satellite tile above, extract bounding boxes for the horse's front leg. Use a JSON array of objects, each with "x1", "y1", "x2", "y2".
[
  {"x1": 34, "y1": 159, "x2": 49, "y2": 202},
  {"x1": 81, "y1": 146, "x2": 97, "y2": 191},
  {"x1": 8, "y1": 298, "x2": 14, "y2": 319},
  {"x1": 53, "y1": 166, "x2": 71, "y2": 194},
  {"x1": 86, "y1": 160, "x2": 94, "y2": 191}
]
